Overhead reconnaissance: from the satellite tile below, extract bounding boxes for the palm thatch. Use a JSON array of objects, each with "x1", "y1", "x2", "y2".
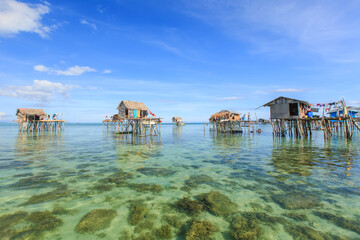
[
  {"x1": 209, "y1": 110, "x2": 240, "y2": 122},
  {"x1": 16, "y1": 108, "x2": 46, "y2": 122},
  {"x1": 172, "y1": 117, "x2": 182, "y2": 123},
  {"x1": 117, "y1": 101, "x2": 149, "y2": 111}
]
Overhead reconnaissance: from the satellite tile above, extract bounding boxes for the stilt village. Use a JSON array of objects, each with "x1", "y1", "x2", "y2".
[{"x1": 15, "y1": 96, "x2": 360, "y2": 139}]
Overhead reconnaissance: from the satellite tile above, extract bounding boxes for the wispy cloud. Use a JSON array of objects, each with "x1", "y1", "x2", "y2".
[
  {"x1": 149, "y1": 41, "x2": 183, "y2": 56},
  {"x1": 0, "y1": 0, "x2": 52, "y2": 38},
  {"x1": 0, "y1": 80, "x2": 79, "y2": 102},
  {"x1": 216, "y1": 96, "x2": 243, "y2": 101},
  {"x1": 103, "y1": 69, "x2": 112, "y2": 74},
  {"x1": 80, "y1": 19, "x2": 97, "y2": 30},
  {"x1": 183, "y1": 0, "x2": 360, "y2": 61},
  {"x1": 34, "y1": 64, "x2": 96, "y2": 76},
  {"x1": 272, "y1": 88, "x2": 304, "y2": 93}
]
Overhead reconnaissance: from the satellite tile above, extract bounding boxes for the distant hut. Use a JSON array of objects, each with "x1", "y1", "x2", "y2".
[
  {"x1": 16, "y1": 108, "x2": 46, "y2": 122},
  {"x1": 172, "y1": 117, "x2": 182, "y2": 123},
  {"x1": 262, "y1": 96, "x2": 310, "y2": 120},
  {"x1": 209, "y1": 110, "x2": 240, "y2": 123},
  {"x1": 116, "y1": 101, "x2": 152, "y2": 119}
]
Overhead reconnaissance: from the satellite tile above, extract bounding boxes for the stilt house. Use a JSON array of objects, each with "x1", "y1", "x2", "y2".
[
  {"x1": 116, "y1": 101, "x2": 151, "y2": 119},
  {"x1": 262, "y1": 96, "x2": 310, "y2": 119},
  {"x1": 209, "y1": 110, "x2": 240, "y2": 123},
  {"x1": 172, "y1": 117, "x2": 182, "y2": 123},
  {"x1": 16, "y1": 108, "x2": 46, "y2": 122}
]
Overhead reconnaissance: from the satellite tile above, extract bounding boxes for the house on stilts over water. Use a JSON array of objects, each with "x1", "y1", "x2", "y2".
[
  {"x1": 207, "y1": 110, "x2": 255, "y2": 133},
  {"x1": 261, "y1": 96, "x2": 360, "y2": 139},
  {"x1": 103, "y1": 100, "x2": 161, "y2": 136},
  {"x1": 172, "y1": 117, "x2": 186, "y2": 126},
  {"x1": 16, "y1": 108, "x2": 65, "y2": 132}
]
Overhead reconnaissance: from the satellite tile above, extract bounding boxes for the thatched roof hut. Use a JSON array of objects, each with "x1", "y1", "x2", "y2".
[
  {"x1": 209, "y1": 110, "x2": 240, "y2": 122},
  {"x1": 117, "y1": 100, "x2": 152, "y2": 118},
  {"x1": 172, "y1": 117, "x2": 182, "y2": 123},
  {"x1": 16, "y1": 108, "x2": 46, "y2": 122}
]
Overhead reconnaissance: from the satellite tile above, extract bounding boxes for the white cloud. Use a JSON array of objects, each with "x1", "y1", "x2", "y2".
[
  {"x1": 216, "y1": 96, "x2": 243, "y2": 101},
  {"x1": 271, "y1": 88, "x2": 304, "y2": 93},
  {"x1": 80, "y1": 19, "x2": 97, "y2": 30},
  {"x1": 55, "y1": 65, "x2": 96, "y2": 76},
  {"x1": 0, "y1": 0, "x2": 51, "y2": 38},
  {"x1": 33, "y1": 64, "x2": 96, "y2": 76},
  {"x1": 0, "y1": 112, "x2": 8, "y2": 120},
  {"x1": 34, "y1": 64, "x2": 49, "y2": 72},
  {"x1": 103, "y1": 69, "x2": 111, "y2": 74},
  {"x1": 0, "y1": 80, "x2": 78, "y2": 102},
  {"x1": 272, "y1": 88, "x2": 304, "y2": 93}
]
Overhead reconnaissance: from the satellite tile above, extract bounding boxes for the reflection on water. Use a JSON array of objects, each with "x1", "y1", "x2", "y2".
[{"x1": 0, "y1": 124, "x2": 359, "y2": 239}]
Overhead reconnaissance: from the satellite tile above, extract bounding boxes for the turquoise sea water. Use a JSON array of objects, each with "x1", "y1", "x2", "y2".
[{"x1": 0, "y1": 123, "x2": 359, "y2": 240}]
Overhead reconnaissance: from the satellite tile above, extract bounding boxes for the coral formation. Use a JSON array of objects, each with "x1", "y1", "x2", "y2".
[
  {"x1": 198, "y1": 191, "x2": 237, "y2": 216},
  {"x1": 129, "y1": 204, "x2": 148, "y2": 225},
  {"x1": 100, "y1": 170, "x2": 134, "y2": 187},
  {"x1": 22, "y1": 188, "x2": 71, "y2": 205},
  {"x1": 154, "y1": 224, "x2": 173, "y2": 239},
  {"x1": 52, "y1": 204, "x2": 71, "y2": 215},
  {"x1": 284, "y1": 212, "x2": 309, "y2": 221},
  {"x1": 28, "y1": 210, "x2": 63, "y2": 231},
  {"x1": 284, "y1": 224, "x2": 331, "y2": 240},
  {"x1": 0, "y1": 211, "x2": 28, "y2": 231},
  {"x1": 175, "y1": 197, "x2": 204, "y2": 215},
  {"x1": 162, "y1": 214, "x2": 183, "y2": 229},
  {"x1": 137, "y1": 167, "x2": 175, "y2": 177},
  {"x1": 185, "y1": 220, "x2": 215, "y2": 240},
  {"x1": 270, "y1": 193, "x2": 321, "y2": 210},
  {"x1": 185, "y1": 174, "x2": 213, "y2": 188},
  {"x1": 129, "y1": 183, "x2": 164, "y2": 193},
  {"x1": 230, "y1": 214, "x2": 262, "y2": 240},
  {"x1": 314, "y1": 211, "x2": 360, "y2": 234},
  {"x1": 75, "y1": 209, "x2": 117, "y2": 233}
]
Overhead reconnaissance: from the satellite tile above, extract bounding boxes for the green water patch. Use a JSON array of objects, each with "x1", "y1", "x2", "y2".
[
  {"x1": 175, "y1": 197, "x2": 204, "y2": 215},
  {"x1": 136, "y1": 167, "x2": 176, "y2": 177},
  {"x1": 128, "y1": 183, "x2": 164, "y2": 193},
  {"x1": 284, "y1": 212, "x2": 309, "y2": 221},
  {"x1": 314, "y1": 211, "x2": 360, "y2": 234},
  {"x1": 269, "y1": 193, "x2": 321, "y2": 210},
  {"x1": 185, "y1": 174, "x2": 214, "y2": 188},
  {"x1": 249, "y1": 202, "x2": 274, "y2": 213},
  {"x1": 185, "y1": 220, "x2": 216, "y2": 240},
  {"x1": 198, "y1": 191, "x2": 237, "y2": 216},
  {"x1": 21, "y1": 188, "x2": 71, "y2": 205},
  {"x1": 75, "y1": 209, "x2": 117, "y2": 234}
]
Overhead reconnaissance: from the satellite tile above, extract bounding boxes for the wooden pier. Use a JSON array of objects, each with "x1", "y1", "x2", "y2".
[
  {"x1": 103, "y1": 118, "x2": 161, "y2": 136},
  {"x1": 18, "y1": 120, "x2": 65, "y2": 132},
  {"x1": 16, "y1": 108, "x2": 65, "y2": 133},
  {"x1": 207, "y1": 120, "x2": 256, "y2": 134}
]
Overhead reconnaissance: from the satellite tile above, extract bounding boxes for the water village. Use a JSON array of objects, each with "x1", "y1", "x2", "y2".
[{"x1": 15, "y1": 96, "x2": 360, "y2": 139}]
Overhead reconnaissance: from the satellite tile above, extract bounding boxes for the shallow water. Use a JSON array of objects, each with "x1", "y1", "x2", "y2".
[{"x1": 0, "y1": 123, "x2": 359, "y2": 240}]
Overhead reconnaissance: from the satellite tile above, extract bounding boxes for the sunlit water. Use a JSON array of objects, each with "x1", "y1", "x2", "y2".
[{"x1": 0, "y1": 123, "x2": 359, "y2": 240}]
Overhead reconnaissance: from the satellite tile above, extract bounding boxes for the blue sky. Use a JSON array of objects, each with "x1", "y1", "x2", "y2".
[{"x1": 1, "y1": 0, "x2": 360, "y2": 122}]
